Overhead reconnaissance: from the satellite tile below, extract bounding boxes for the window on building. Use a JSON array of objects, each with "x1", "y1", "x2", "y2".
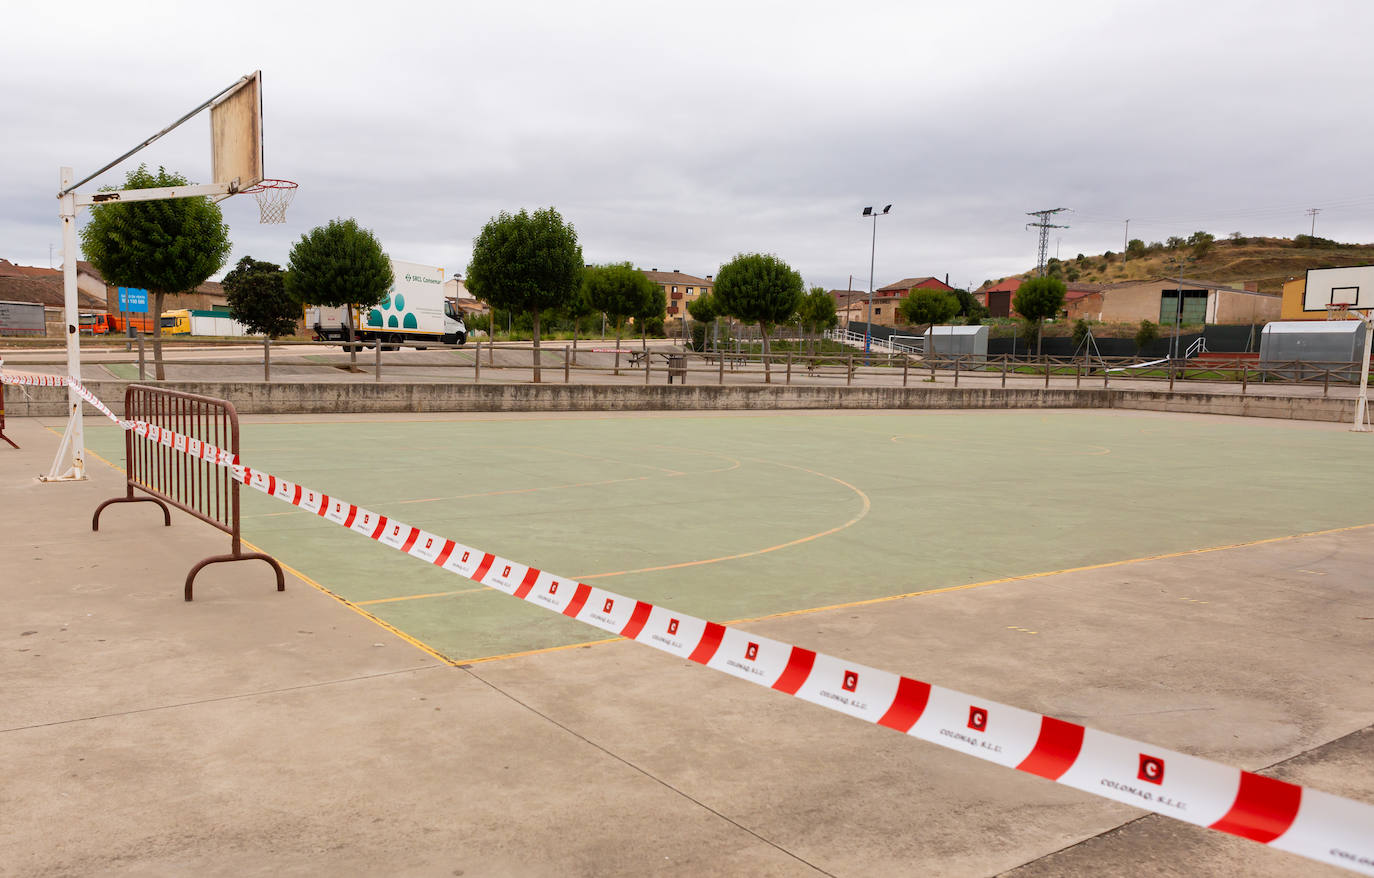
[
  {"x1": 875, "y1": 308, "x2": 882, "y2": 315},
  {"x1": 672, "y1": 286, "x2": 678, "y2": 293},
  {"x1": 1159, "y1": 290, "x2": 1208, "y2": 325}
]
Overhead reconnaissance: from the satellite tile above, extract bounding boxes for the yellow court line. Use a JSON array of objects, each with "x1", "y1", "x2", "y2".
[
  {"x1": 67, "y1": 424, "x2": 460, "y2": 667},
  {"x1": 355, "y1": 587, "x2": 489, "y2": 606},
  {"x1": 718, "y1": 520, "x2": 1374, "y2": 627},
  {"x1": 577, "y1": 459, "x2": 872, "y2": 580},
  {"x1": 452, "y1": 519, "x2": 1374, "y2": 665}
]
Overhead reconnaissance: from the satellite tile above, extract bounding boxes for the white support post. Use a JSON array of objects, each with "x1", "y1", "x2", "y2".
[
  {"x1": 1354, "y1": 313, "x2": 1373, "y2": 432},
  {"x1": 43, "y1": 167, "x2": 86, "y2": 482}
]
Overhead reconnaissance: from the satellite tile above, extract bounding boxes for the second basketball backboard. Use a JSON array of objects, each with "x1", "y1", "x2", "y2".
[{"x1": 1304, "y1": 265, "x2": 1374, "y2": 313}]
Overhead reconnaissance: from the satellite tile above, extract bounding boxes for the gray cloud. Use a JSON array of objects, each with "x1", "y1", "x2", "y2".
[{"x1": 4, "y1": 0, "x2": 1373, "y2": 294}]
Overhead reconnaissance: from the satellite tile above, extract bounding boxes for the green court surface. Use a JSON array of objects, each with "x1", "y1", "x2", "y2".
[{"x1": 86, "y1": 410, "x2": 1374, "y2": 662}]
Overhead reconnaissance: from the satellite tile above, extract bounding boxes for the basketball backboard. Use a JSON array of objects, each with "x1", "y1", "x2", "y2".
[
  {"x1": 1303, "y1": 264, "x2": 1374, "y2": 312},
  {"x1": 210, "y1": 70, "x2": 263, "y2": 192}
]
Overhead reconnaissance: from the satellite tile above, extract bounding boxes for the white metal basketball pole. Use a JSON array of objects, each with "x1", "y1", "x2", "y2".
[
  {"x1": 1354, "y1": 312, "x2": 1373, "y2": 432},
  {"x1": 44, "y1": 74, "x2": 255, "y2": 482}
]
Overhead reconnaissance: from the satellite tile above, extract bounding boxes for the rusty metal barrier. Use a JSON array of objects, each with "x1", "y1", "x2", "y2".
[
  {"x1": 92, "y1": 384, "x2": 284, "y2": 601},
  {"x1": 0, "y1": 382, "x2": 17, "y2": 449}
]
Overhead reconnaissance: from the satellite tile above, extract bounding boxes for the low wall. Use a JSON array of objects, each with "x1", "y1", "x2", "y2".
[
  {"x1": 7, "y1": 381, "x2": 1107, "y2": 417},
  {"x1": 1109, "y1": 389, "x2": 1356, "y2": 423},
  {"x1": 4, "y1": 380, "x2": 1356, "y2": 423}
]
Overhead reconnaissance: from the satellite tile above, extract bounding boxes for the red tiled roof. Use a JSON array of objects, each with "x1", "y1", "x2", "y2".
[
  {"x1": 876, "y1": 276, "x2": 953, "y2": 293},
  {"x1": 641, "y1": 269, "x2": 712, "y2": 286}
]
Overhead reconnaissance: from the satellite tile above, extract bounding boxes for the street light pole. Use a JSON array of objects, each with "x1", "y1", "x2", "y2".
[{"x1": 862, "y1": 204, "x2": 891, "y2": 361}]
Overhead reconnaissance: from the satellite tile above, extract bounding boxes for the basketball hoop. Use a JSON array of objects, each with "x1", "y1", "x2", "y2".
[
  {"x1": 1327, "y1": 302, "x2": 1353, "y2": 320},
  {"x1": 240, "y1": 179, "x2": 297, "y2": 223}
]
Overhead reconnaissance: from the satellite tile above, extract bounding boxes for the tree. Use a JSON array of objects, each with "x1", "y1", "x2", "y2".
[
  {"x1": 686, "y1": 291, "x2": 719, "y2": 324},
  {"x1": 1012, "y1": 276, "x2": 1066, "y2": 356},
  {"x1": 1135, "y1": 319, "x2": 1159, "y2": 353},
  {"x1": 79, "y1": 165, "x2": 232, "y2": 380},
  {"x1": 286, "y1": 218, "x2": 392, "y2": 371},
  {"x1": 950, "y1": 289, "x2": 988, "y2": 322},
  {"x1": 1166, "y1": 235, "x2": 1186, "y2": 250},
  {"x1": 713, "y1": 253, "x2": 803, "y2": 383},
  {"x1": 1126, "y1": 238, "x2": 1147, "y2": 257},
  {"x1": 559, "y1": 284, "x2": 597, "y2": 365},
  {"x1": 582, "y1": 262, "x2": 656, "y2": 375},
  {"x1": 899, "y1": 289, "x2": 959, "y2": 327},
  {"x1": 633, "y1": 283, "x2": 667, "y2": 351},
  {"x1": 796, "y1": 286, "x2": 838, "y2": 354},
  {"x1": 1188, "y1": 230, "x2": 1215, "y2": 259},
  {"x1": 222, "y1": 256, "x2": 296, "y2": 338},
  {"x1": 466, "y1": 207, "x2": 582, "y2": 383}
]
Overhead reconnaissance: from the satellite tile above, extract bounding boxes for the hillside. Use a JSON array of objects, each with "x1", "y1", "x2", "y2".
[{"x1": 1001, "y1": 235, "x2": 1374, "y2": 294}]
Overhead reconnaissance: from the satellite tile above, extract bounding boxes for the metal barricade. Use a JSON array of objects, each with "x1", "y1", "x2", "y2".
[
  {"x1": 92, "y1": 384, "x2": 284, "y2": 601},
  {"x1": 0, "y1": 383, "x2": 17, "y2": 449}
]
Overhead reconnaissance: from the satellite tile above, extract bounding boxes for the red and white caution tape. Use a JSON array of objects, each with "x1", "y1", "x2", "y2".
[{"x1": 6, "y1": 364, "x2": 1374, "y2": 874}]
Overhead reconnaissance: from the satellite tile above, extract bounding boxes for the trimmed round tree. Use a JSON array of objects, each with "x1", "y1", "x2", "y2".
[
  {"x1": 1012, "y1": 276, "x2": 1067, "y2": 356},
  {"x1": 582, "y1": 262, "x2": 655, "y2": 375},
  {"x1": 222, "y1": 256, "x2": 297, "y2": 338},
  {"x1": 712, "y1": 253, "x2": 803, "y2": 383},
  {"x1": 466, "y1": 207, "x2": 583, "y2": 383},
  {"x1": 796, "y1": 285, "x2": 839, "y2": 354},
  {"x1": 79, "y1": 164, "x2": 232, "y2": 380},
  {"x1": 285, "y1": 218, "x2": 393, "y2": 366}
]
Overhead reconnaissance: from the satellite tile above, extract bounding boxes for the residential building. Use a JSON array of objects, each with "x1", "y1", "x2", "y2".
[
  {"x1": 835, "y1": 276, "x2": 954, "y2": 328},
  {"x1": 641, "y1": 269, "x2": 714, "y2": 324}
]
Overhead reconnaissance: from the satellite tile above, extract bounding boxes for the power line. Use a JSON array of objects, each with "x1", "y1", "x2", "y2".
[{"x1": 1307, "y1": 207, "x2": 1321, "y2": 237}]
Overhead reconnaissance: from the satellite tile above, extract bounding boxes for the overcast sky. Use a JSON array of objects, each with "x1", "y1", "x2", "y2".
[{"x1": 4, "y1": 0, "x2": 1372, "y2": 292}]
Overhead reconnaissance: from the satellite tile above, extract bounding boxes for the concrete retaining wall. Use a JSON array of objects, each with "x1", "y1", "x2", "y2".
[
  {"x1": 1109, "y1": 389, "x2": 1356, "y2": 423},
  {"x1": 5, "y1": 380, "x2": 1356, "y2": 423},
  {"x1": 5, "y1": 381, "x2": 1108, "y2": 417}
]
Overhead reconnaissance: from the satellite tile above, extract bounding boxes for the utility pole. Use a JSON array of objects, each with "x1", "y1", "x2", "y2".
[
  {"x1": 1123, "y1": 219, "x2": 1130, "y2": 259},
  {"x1": 1026, "y1": 208, "x2": 1070, "y2": 276},
  {"x1": 1166, "y1": 255, "x2": 1195, "y2": 360},
  {"x1": 1307, "y1": 207, "x2": 1321, "y2": 237}
]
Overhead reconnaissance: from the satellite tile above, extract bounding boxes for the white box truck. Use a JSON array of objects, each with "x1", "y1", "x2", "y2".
[{"x1": 305, "y1": 260, "x2": 467, "y2": 348}]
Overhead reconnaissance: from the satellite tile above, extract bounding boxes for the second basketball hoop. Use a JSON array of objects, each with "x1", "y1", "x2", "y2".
[{"x1": 241, "y1": 179, "x2": 297, "y2": 223}]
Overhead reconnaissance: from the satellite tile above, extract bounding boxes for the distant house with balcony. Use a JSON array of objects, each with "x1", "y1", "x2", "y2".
[
  {"x1": 835, "y1": 276, "x2": 954, "y2": 327},
  {"x1": 641, "y1": 269, "x2": 714, "y2": 324}
]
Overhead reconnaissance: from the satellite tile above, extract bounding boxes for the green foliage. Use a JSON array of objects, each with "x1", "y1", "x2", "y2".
[
  {"x1": 1013, "y1": 276, "x2": 1067, "y2": 323},
  {"x1": 1065, "y1": 266, "x2": 1081, "y2": 282},
  {"x1": 79, "y1": 164, "x2": 232, "y2": 379},
  {"x1": 1188, "y1": 230, "x2": 1215, "y2": 258},
  {"x1": 1228, "y1": 231, "x2": 1246, "y2": 246},
  {"x1": 1166, "y1": 235, "x2": 1186, "y2": 249},
  {"x1": 1126, "y1": 238, "x2": 1146, "y2": 256},
  {"x1": 1072, "y1": 318, "x2": 1091, "y2": 348},
  {"x1": 899, "y1": 288, "x2": 960, "y2": 326},
  {"x1": 466, "y1": 207, "x2": 583, "y2": 318},
  {"x1": 950, "y1": 288, "x2": 988, "y2": 321},
  {"x1": 686, "y1": 291, "x2": 720, "y2": 323},
  {"x1": 690, "y1": 321, "x2": 708, "y2": 352},
  {"x1": 285, "y1": 218, "x2": 393, "y2": 310},
  {"x1": 582, "y1": 262, "x2": 656, "y2": 335},
  {"x1": 1102, "y1": 251, "x2": 1116, "y2": 263},
  {"x1": 1148, "y1": 241, "x2": 1165, "y2": 252},
  {"x1": 636, "y1": 283, "x2": 667, "y2": 322},
  {"x1": 1135, "y1": 319, "x2": 1159, "y2": 351},
  {"x1": 222, "y1": 256, "x2": 296, "y2": 338},
  {"x1": 466, "y1": 207, "x2": 582, "y2": 381},
  {"x1": 796, "y1": 286, "x2": 838, "y2": 332},
  {"x1": 80, "y1": 165, "x2": 232, "y2": 296},
  {"x1": 713, "y1": 253, "x2": 804, "y2": 331}
]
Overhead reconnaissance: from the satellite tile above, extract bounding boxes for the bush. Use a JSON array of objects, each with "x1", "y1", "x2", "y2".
[
  {"x1": 1072, "y1": 318, "x2": 1091, "y2": 349},
  {"x1": 1126, "y1": 239, "x2": 1146, "y2": 257},
  {"x1": 1135, "y1": 319, "x2": 1159, "y2": 351},
  {"x1": 690, "y1": 321, "x2": 708, "y2": 351},
  {"x1": 1228, "y1": 231, "x2": 1246, "y2": 246},
  {"x1": 643, "y1": 316, "x2": 666, "y2": 337}
]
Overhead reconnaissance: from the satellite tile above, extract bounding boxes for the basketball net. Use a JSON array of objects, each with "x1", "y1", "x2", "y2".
[
  {"x1": 240, "y1": 179, "x2": 297, "y2": 224},
  {"x1": 1326, "y1": 302, "x2": 1352, "y2": 320}
]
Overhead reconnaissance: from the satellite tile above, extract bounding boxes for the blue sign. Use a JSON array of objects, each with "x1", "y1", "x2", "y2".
[{"x1": 117, "y1": 287, "x2": 148, "y2": 313}]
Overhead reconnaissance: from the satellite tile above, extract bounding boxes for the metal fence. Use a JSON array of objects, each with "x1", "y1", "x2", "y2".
[{"x1": 92, "y1": 384, "x2": 284, "y2": 600}]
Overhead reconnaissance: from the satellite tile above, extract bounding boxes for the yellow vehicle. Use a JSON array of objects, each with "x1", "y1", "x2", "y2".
[{"x1": 159, "y1": 310, "x2": 192, "y2": 335}]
